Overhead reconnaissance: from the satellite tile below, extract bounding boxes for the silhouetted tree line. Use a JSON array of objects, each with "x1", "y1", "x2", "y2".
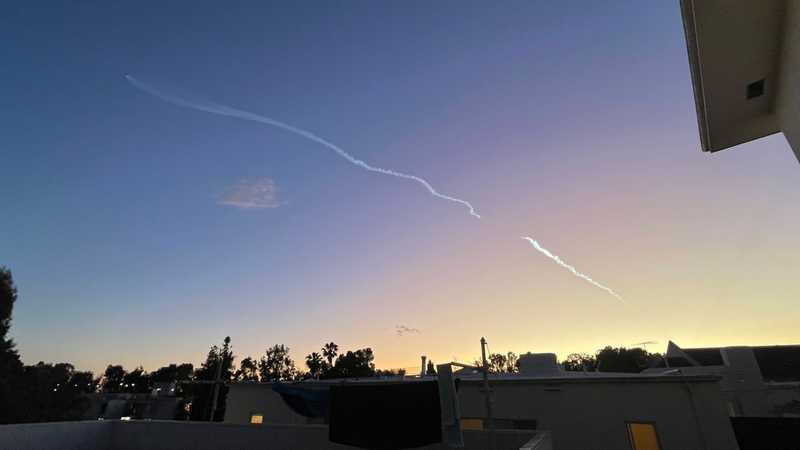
[
  {"x1": 0, "y1": 267, "x2": 97, "y2": 423},
  {"x1": 474, "y1": 348, "x2": 663, "y2": 374},
  {"x1": 0, "y1": 265, "x2": 664, "y2": 424}
]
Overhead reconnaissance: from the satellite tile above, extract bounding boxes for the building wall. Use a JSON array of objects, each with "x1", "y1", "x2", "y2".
[
  {"x1": 224, "y1": 382, "x2": 313, "y2": 425},
  {"x1": 649, "y1": 346, "x2": 800, "y2": 417},
  {"x1": 0, "y1": 421, "x2": 112, "y2": 450},
  {"x1": 110, "y1": 421, "x2": 544, "y2": 450},
  {"x1": 455, "y1": 378, "x2": 738, "y2": 450},
  {"x1": 226, "y1": 378, "x2": 739, "y2": 450},
  {"x1": 0, "y1": 420, "x2": 547, "y2": 450}
]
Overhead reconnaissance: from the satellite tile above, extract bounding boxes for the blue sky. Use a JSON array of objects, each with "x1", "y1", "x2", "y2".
[{"x1": 3, "y1": 1, "x2": 798, "y2": 374}]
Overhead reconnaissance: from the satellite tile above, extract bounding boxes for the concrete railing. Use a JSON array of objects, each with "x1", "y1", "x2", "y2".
[{"x1": 0, "y1": 420, "x2": 550, "y2": 450}]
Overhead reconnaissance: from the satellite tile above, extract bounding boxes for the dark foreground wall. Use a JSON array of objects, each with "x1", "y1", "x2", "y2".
[
  {"x1": 0, "y1": 421, "x2": 111, "y2": 450},
  {"x1": 731, "y1": 417, "x2": 800, "y2": 450},
  {"x1": 0, "y1": 420, "x2": 547, "y2": 450}
]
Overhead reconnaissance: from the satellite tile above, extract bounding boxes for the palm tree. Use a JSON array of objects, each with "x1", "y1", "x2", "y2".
[
  {"x1": 305, "y1": 352, "x2": 324, "y2": 379},
  {"x1": 322, "y1": 342, "x2": 338, "y2": 367}
]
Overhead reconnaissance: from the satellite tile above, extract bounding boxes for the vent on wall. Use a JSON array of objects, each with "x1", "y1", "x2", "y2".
[{"x1": 747, "y1": 79, "x2": 765, "y2": 99}]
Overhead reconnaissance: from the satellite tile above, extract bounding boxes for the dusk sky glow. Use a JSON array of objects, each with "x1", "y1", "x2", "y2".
[{"x1": 2, "y1": 1, "x2": 799, "y2": 375}]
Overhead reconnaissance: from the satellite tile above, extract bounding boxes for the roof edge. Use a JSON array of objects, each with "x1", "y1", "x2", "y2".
[{"x1": 680, "y1": 0, "x2": 712, "y2": 152}]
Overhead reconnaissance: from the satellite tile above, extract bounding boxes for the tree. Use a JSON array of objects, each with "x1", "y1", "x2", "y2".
[
  {"x1": 70, "y1": 371, "x2": 98, "y2": 394},
  {"x1": 562, "y1": 353, "x2": 598, "y2": 372},
  {"x1": 258, "y1": 344, "x2": 296, "y2": 382},
  {"x1": 594, "y1": 346, "x2": 661, "y2": 373},
  {"x1": 14, "y1": 362, "x2": 92, "y2": 423},
  {"x1": 195, "y1": 336, "x2": 235, "y2": 382},
  {"x1": 234, "y1": 357, "x2": 259, "y2": 382},
  {"x1": 151, "y1": 363, "x2": 194, "y2": 383},
  {"x1": 376, "y1": 368, "x2": 406, "y2": 377},
  {"x1": 305, "y1": 352, "x2": 324, "y2": 379},
  {"x1": 505, "y1": 352, "x2": 519, "y2": 373},
  {"x1": 322, "y1": 342, "x2": 338, "y2": 368},
  {"x1": 122, "y1": 366, "x2": 151, "y2": 393},
  {"x1": 0, "y1": 268, "x2": 96, "y2": 424},
  {"x1": 487, "y1": 353, "x2": 508, "y2": 373},
  {"x1": 101, "y1": 365, "x2": 127, "y2": 393},
  {"x1": 189, "y1": 337, "x2": 236, "y2": 421},
  {"x1": 0, "y1": 267, "x2": 17, "y2": 343},
  {"x1": 325, "y1": 348, "x2": 375, "y2": 379},
  {"x1": 0, "y1": 267, "x2": 23, "y2": 424},
  {"x1": 426, "y1": 360, "x2": 437, "y2": 376}
]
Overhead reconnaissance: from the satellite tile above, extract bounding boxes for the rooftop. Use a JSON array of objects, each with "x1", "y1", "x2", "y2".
[{"x1": 0, "y1": 420, "x2": 550, "y2": 450}]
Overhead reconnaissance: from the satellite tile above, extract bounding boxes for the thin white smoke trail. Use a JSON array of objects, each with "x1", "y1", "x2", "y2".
[
  {"x1": 521, "y1": 237, "x2": 624, "y2": 302},
  {"x1": 125, "y1": 75, "x2": 624, "y2": 301},
  {"x1": 124, "y1": 75, "x2": 480, "y2": 219}
]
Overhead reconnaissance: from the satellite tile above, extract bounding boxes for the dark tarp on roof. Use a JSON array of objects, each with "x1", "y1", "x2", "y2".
[
  {"x1": 272, "y1": 383, "x2": 330, "y2": 419},
  {"x1": 752, "y1": 346, "x2": 800, "y2": 382},
  {"x1": 684, "y1": 348, "x2": 724, "y2": 366}
]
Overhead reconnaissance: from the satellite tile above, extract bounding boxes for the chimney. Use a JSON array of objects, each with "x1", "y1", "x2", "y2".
[{"x1": 420, "y1": 355, "x2": 427, "y2": 378}]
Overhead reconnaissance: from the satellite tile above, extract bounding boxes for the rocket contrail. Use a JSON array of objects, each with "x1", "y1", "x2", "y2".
[
  {"x1": 522, "y1": 237, "x2": 623, "y2": 302},
  {"x1": 124, "y1": 75, "x2": 480, "y2": 219},
  {"x1": 125, "y1": 75, "x2": 624, "y2": 301}
]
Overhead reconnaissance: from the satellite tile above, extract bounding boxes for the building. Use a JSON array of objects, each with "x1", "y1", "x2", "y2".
[
  {"x1": 679, "y1": 0, "x2": 800, "y2": 161},
  {"x1": 645, "y1": 341, "x2": 800, "y2": 418},
  {"x1": 225, "y1": 353, "x2": 740, "y2": 450}
]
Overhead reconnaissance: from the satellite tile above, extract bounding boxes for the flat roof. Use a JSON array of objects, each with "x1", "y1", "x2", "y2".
[{"x1": 229, "y1": 371, "x2": 722, "y2": 387}]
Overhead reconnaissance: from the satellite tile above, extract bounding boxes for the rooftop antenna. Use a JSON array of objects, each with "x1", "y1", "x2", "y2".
[
  {"x1": 632, "y1": 341, "x2": 658, "y2": 352},
  {"x1": 439, "y1": 338, "x2": 497, "y2": 450}
]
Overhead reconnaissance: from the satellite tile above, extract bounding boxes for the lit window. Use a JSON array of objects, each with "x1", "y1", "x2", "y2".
[
  {"x1": 460, "y1": 418, "x2": 483, "y2": 430},
  {"x1": 250, "y1": 413, "x2": 264, "y2": 425},
  {"x1": 627, "y1": 422, "x2": 661, "y2": 450}
]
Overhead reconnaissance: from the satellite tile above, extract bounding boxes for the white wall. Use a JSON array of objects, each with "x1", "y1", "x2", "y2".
[
  {"x1": 0, "y1": 420, "x2": 545, "y2": 450},
  {"x1": 0, "y1": 421, "x2": 112, "y2": 450},
  {"x1": 224, "y1": 383, "x2": 313, "y2": 425},
  {"x1": 226, "y1": 378, "x2": 739, "y2": 450},
  {"x1": 455, "y1": 378, "x2": 738, "y2": 450}
]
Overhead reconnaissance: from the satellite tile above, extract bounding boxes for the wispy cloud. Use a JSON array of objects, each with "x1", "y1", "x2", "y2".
[
  {"x1": 395, "y1": 325, "x2": 420, "y2": 336},
  {"x1": 218, "y1": 178, "x2": 283, "y2": 209}
]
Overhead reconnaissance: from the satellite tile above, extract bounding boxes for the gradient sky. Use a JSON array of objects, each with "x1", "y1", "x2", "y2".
[{"x1": 2, "y1": 1, "x2": 799, "y2": 375}]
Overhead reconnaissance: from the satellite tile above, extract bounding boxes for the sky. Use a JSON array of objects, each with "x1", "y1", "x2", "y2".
[{"x1": 2, "y1": 1, "x2": 799, "y2": 375}]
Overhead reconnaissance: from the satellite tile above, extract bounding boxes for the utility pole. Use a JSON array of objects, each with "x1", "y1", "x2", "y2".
[
  {"x1": 209, "y1": 353, "x2": 224, "y2": 421},
  {"x1": 480, "y1": 337, "x2": 496, "y2": 450}
]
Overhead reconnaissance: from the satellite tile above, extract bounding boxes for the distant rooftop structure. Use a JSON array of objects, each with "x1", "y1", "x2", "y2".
[
  {"x1": 680, "y1": 0, "x2": 800, "y2": 162},
  {"x1": 646, "y1": 341, "x2": 800, "y2": 418}
]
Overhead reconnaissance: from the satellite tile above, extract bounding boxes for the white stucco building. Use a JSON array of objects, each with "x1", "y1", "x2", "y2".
[{"x1": 225, "y1": 353, "x2": 740, "y2": 450}]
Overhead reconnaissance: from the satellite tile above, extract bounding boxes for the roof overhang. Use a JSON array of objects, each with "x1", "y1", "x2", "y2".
[{"x1": 680, "y1": 0, "x2": 786, "y2": 152}]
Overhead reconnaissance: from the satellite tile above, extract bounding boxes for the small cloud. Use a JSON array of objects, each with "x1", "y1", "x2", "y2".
[
  {"x1": 218, "y1": 178, "x2": 283, "y2": 209},
  {"x1": 395, "y1": 325, "x2": 420, "y2": 336}
]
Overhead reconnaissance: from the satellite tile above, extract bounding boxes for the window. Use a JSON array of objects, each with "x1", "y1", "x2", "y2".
[
  {"x1": 250, "y1": 413, "x2": 264, "y2": 425},
  {"x1": 627, "y1": 422, "x2": 661, "y2": 450},
  {"x1": 746, "y1": 79, "x2": 765, "y2": 99},
  {"x1": 460, "y1": 418, "x2": 483, "y2": 430}
]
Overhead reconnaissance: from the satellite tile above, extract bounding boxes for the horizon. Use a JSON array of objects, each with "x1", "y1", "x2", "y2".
[{"x1": 2, "y1": 1, "x2": 800, "y2": 376}]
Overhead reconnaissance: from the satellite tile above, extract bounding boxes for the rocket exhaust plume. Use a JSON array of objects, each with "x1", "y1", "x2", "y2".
[
  {"x1": 522, "y1": 237, "x2": 623, "y2": 302},
  {"x1": 125, "y1": 75, "x2": 624, "y2": 301},
  {"x1": 124, "y1": 75, "x2": 480, "y2": 219}
]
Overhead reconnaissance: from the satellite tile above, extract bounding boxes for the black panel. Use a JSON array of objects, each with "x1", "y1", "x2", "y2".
[
  {"x1": 752, "y1": 346, "x2": 800, "y2": 382},
  {"x1": 731, "y1": 417, "x2": 800, "y2": 450},
  {"x1": 329, "y1": 381, "x2": 442, "y2": 449},
  {"x1": 684, "y1": 348, "x2": 724, "y2": 366}
]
